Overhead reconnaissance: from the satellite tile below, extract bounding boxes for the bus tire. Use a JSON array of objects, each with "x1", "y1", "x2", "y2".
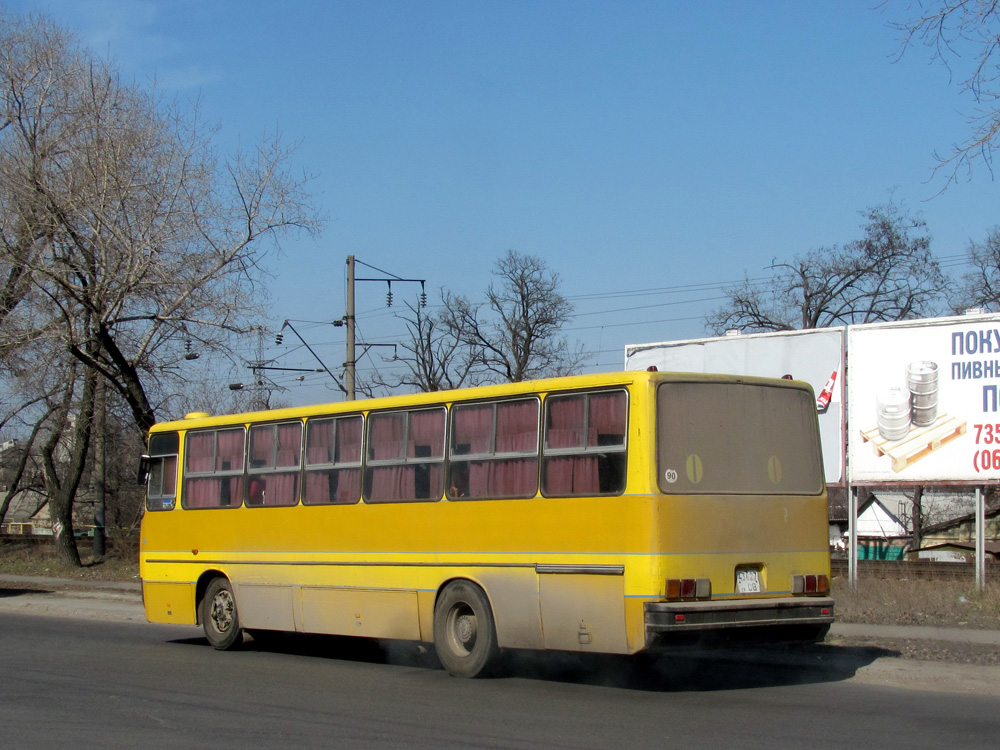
[
  {"x1": 434, "y1": 580, "x2": 500, "y2": 678},
  {"x1": 201, "y1": 577, "x2": 243, "y2": 650}
]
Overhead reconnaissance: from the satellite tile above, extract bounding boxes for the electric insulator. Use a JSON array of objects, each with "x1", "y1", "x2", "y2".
[
  {"x1": 275, "y1": 332, "x2": 283, "y2": 345},
  {"x1": 420, "y1": 290, "x2": 428, "y2": 308},
  {"x1": 386, "y1": 289, "x2": 393, "y2": 307},
  {"x1": 185, "y1": 339, "x2": 192, "y2": 352}
]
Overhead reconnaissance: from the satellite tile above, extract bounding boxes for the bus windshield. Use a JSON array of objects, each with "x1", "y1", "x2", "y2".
[{"x1": 656, "y1": 381, "x2": 824, "y2": 495}]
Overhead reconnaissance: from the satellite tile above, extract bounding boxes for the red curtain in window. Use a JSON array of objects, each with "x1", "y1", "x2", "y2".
[
  {"x1": 369, "y1": 413, "x2": 405, "y2": 460},
  {"x1": 457, "y1": 400, "x2": 538, "y2": 498},
  {"x1": 408, "y1": 409, "x2": 445, "y2": 457},
  {"x1": 306, "y1": 420, "x2": 334, "y2": 465},
  {"x1": 496, "y1": 400, "x2": 538, "y2": 452},
  {"x1": 467, "y1": 461, "x2": 490, "y2": 497},
  {"x1": 263, "y1": 473, "x2": 298, "y2": 506},
  {"x1": 305, "y1": 417, "x2": 362, "y2": 504},
  {"x1": 333, "y1": 468, "x2": 361, "y2": 502},
  {"x1": 216, "y1": 429, "x2": 245, "y2": 472},
  {"x1": 250, "y1": 426, "x2": 272, "y2": 467},
  {"x1": 466, "y1": 457, "x2": 538, "y2": 498},
  {"x1": 276, "y1": 423, "x2": 301, "y2": 467},
  {"x1": 486, "y1": 457, "x2": 538, "y2": 497},
  {"x1": 185, "y1": 476, "x2": 243, "y2": 508},
  {"x1": 336, "y1": 417, "x2": 363, "y2": 463},
  {"x1": 305, "y1": 468, "x2": 362, "y2": 504},
  {"x1": 186, "y1": 433, "x2": 214, "y2": 473},
  {"x1": 184, "y1": 478, "x2": 219, "y2": 507},
  {"x1": 453, "y1": 405, "x2": 492, "y2": 453},
  {"x1": 590, "y1": 392, "x2": 626, "y2": 443},
  {"x1": 546, "y1": 396, "x2": 586, "y2": 449},
  {"x1": 304, "y1": 471, "x2": 331, "y2": 504},
  {"x1": 369, "y1": 465, "x2": 415, "y2": 501},
  {"x1": 544, "y1": 456, "x2": 599, "y2": 495},
  {"x1": 161, "y1": 456, "x2": 177, "y2": 495}
]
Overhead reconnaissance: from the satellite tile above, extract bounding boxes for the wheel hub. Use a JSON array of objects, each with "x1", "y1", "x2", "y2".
[
  {"x1": 211, "y1": 591, "x2": 234, "y2": 632},
  {"x1": 455, "y1": 613, "x2": 477, "y2": 646}
]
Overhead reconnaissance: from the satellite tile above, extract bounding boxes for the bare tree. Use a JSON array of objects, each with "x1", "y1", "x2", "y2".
[
  {"x1": 371, "y1": 294, "x2": 487, "y2": 393},
  {"x1": 952, "y1": 225, "x2": 1000, "y2": 312},
  {"x1": 0, "y1": 10, "x2": 320, "y2": 563},
  {"x1": 890, "y1": 0, "x2": 1000, "y2": 183},
  {"x1": 707, "y1": 203, "x2": 948, "y2": 334},
  {"x1": 446, "y1": 251, "x2": 586, "y2": 383}
]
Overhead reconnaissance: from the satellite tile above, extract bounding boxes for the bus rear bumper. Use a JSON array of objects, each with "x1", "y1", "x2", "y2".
[{"x1": 644, "y1": 597, "x2": 834, "y2": 648}]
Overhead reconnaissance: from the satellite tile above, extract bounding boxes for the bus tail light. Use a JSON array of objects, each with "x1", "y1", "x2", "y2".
[
  {"x1": 665, "y1": 578, "x2": 711, "y2": 600},
  {"x1": 792, "y1": 574, "x2": 829, "y2": 595}
]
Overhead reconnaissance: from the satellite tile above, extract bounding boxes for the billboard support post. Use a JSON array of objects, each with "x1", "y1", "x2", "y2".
[
  {"x1": 976, "y1": 487, "x2": 986, "y2": 591},
  {"x1": 848, "y1": 485, "x2": 858, "y2": 588}
]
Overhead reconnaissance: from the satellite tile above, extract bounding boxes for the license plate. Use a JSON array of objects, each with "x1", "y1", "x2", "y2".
[{"x1": 736, "y1": 569, "x2": 761, "y2": 594}]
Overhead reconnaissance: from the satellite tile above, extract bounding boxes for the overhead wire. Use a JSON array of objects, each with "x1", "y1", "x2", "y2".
[{"x1": 245, "y1": 249, "x2": 981, "y2": 393}]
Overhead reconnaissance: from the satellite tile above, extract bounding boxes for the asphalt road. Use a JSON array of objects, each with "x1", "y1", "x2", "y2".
[{"x1": 1, "y1": 607, "x2": 999, "y2": 750}]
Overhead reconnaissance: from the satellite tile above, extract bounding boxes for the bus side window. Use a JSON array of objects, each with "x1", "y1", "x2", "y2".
[
  {"x1": 448, "y1": 399, "x2": 539, "y2": 500},
  {"x1": 365, "y1": 408, "x2": 445, "y2": 503},
  {"x1": 303, "y1": 415, "x2": 362, "y2": 505},
  {"x1": 542, "y1": 390, "x2": 627, "y2": 497},
  {"x1": 183, "y1": 428, "x2": 246, "y2": 509},
  {"x1": 247, "y1": 422, "x2": 302, "y2": 507}
]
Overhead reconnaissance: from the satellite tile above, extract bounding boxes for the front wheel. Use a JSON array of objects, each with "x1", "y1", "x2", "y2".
[
  {"x1": 201, "y1": 577, "x2": 243, "y2": 650},
  {"x1": 434, "y1": 581, "x2": 501, "y2": 678}
]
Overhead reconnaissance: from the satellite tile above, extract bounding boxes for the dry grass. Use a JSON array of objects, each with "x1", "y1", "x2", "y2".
[
  {"x1": 0, "y1": 539, "x2": 139, "y2": 581},
  {"x1": 832, "y1": 575, "x2": 1000, "y2": 629},
  {"x1": 2, "y1": 539, "x2": 999, "y2": 630}
]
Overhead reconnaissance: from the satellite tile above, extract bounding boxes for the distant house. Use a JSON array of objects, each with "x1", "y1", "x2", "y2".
[
  {"x1": 0, "y1": 488, "x2": 51, "y2": 535},
  {"x1": 910, "y1": 541, "x2": 1000, "y2": 563},
  {"x1": 828, "y1": 488, "x2": 912, "y2": 556},
  {"x1": 854, "y1": 495, "x2": 909, "y2": 560},
  {"x1": 908, "y1": 504, "x2": 1000, "y2": 562},
  {"x1": 828, "y1": 485, "x2": 1000, "y2": 561}
]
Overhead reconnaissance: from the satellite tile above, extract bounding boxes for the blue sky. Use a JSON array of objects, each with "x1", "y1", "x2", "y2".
[{"x1": 6, "y1": 0, "x2": 999, "y2": 406}]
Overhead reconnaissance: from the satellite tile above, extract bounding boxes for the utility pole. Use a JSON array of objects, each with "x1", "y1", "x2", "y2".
[
  {"x1": 346, "y1": 255, "x2": 356, "y2": 401},
  {"x1": 343, "y1": 255, "x2": 425, "y2": 401}
]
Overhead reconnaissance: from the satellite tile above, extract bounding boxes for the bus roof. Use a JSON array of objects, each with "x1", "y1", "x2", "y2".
[{"x1": 148, "y1": 369, "x2": 812, "y2": 433}]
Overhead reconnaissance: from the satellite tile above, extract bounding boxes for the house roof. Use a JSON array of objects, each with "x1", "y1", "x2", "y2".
[
  {"x1": 916, "y1": 541, "x2": 1000, "y2": 558},
  {"x1": 855, "y1": 496, "x2": 908, "y2": 538}
]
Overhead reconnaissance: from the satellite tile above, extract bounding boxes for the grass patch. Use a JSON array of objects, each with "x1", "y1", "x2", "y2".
[
  {"x1": 0, "y1": 538, "x2": 139, "y2": 581},
  {"x1": 3, "y1": 537, "x2": 999, "y2": 630},
  {"x1": 833, "y1": 575, "x2": 1000, "y2": 629}
]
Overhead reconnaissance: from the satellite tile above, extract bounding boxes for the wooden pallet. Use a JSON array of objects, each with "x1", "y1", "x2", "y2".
[{"x1": 859, "y1": 414, "x2": 967, "y2": 473}]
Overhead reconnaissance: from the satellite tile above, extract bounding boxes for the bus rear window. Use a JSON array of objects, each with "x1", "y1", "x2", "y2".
[{"x1": 656, "y1": 382, "x2": 823, "y2": 495}]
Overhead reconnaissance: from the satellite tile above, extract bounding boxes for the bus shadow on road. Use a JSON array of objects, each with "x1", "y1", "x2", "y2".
[
  {"x1": 175, "y1": 631, "x2": 893, "y2": 692},
  {"x1": 499, "y1": 644, "x2": 895, "y2": 691},
  {"x1": 0, "y1": 586, "x2": 54, "y2": 599}
]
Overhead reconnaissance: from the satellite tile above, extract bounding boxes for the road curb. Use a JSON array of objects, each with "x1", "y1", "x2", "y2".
[{"x1": 831, "y1": 621, "x2": 1000, "y2": 645}]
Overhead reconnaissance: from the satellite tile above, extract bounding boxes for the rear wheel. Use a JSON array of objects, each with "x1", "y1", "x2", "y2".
[
  {"x1": 434, "y1": 581, "x2": 500, "y2": 678},
  {"x1": 201, "y1": 577, "x2": 243, "y2": 650}
]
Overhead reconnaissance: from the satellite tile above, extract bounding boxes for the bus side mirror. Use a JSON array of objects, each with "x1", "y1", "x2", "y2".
[{"x1": 136, "y1": 455, "x2": 151, "y2": 486}]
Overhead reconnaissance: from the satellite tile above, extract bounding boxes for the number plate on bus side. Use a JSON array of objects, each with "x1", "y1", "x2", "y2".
[{"x1": 736, "y1": 569, "x2": 762, "y2": 594}]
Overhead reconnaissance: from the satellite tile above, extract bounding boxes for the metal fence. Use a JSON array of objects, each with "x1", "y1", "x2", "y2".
[{"x1": 830, "y1": 558, "x2": 991, "y2": 581}]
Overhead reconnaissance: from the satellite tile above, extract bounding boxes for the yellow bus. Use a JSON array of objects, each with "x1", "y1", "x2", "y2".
[{"x1": 138, "y1": 370, "x2": 833, "y2": 677}]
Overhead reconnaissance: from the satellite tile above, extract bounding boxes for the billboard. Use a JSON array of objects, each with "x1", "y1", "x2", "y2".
[
  {"x1": 847, "y1": 314, "x2": 1000, "y2": 484},
  {"x1": 625, "y1": 328, "x2": 846, "y2": 484}
]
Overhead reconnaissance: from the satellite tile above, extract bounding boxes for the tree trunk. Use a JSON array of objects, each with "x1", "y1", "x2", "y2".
[
  {"x1": 46, "y1": 367, "x2": 98, "y2": 567},
  {"x1": 91, "y1": 378, "x2": 107, "y2": 558},
  {"x1": 911, "y1": 485, "x2": 923, "y2": 553}
]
